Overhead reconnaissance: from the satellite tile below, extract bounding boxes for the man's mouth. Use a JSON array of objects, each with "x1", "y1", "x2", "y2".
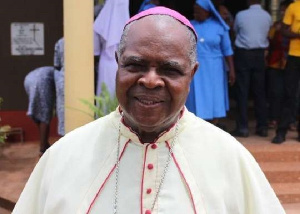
[{"x1": 135, "y1": 97, "x2": 163, "y2": 106}]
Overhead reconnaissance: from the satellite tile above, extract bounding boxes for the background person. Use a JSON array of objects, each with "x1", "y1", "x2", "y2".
[
  {"x1": 231, "y1": 0, "x2": 272, "y2": 138},
  {"x1": 217, "y1": 4, "x2": 235, "y2": 44},
  {"x1": 93, "y1": 0, "x2": 129, "y2": 96},
  {"x1": 266, "y1": 0, "x2": 292, "y2": 129},
  {"x1": 13, "y1": 7, "x2": 284, "y2": 214},
  {"x1": 138, "y1": 0, "x2": 160, "y2": 12},
  {"x1": 54, "y1": 37, "x2": 65, "y2": 136},
  {"x1": 186, "y1": 0, "x2": 235, "y2": 129},
  {"x1": 24, "y1": 66, "x2": 55, "y2": 156},
  {"x1": 272, "y1": 0, "x2": 300, "y2": 144}
]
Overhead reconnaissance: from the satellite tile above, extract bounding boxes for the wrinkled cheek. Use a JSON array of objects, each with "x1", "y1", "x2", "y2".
[
  {"x1": 116, "y1": 88, "x2": 135, "y2": 112},
  {"x1": 115, "y1": 84, "x2": 127, "y2": 108},
  {"x1": 174, "y1": 91, "x2": 189, "y2": 108},
  {"x1": 116, "y1": 73, "x2": 135, "y2": 99}
]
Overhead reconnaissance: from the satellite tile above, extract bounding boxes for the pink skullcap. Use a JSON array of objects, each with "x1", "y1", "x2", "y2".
[{"x1": 125, "y1": 6, "x2": 197, "y2": 41}]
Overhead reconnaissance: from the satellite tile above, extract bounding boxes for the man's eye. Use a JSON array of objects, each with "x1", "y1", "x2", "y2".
[
  {"x1": 123, "y1": 63, "x2": 144, "y2": 71},
  {"x1": 129, "y1": 63, "x2": 143, "y2": 67},
  {"x1": 127, "y1": 63, "x2": 143, "y2": 67},
  {"x1": 162, "y1": 68, "x2": 183, "y2": 76}
]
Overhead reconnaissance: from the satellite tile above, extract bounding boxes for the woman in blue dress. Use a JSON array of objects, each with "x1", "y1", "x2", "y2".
[
  {"x1": 138, "y1": 0, "x2": 159, "y2": 12},
  {"x1": 54, "y1": 37, "x2": 65, "y2": 136},
  {"x1": 186, "y1": 0, "x2": 235, "y2": 127},
  {"x1": 24, "y1": 66, "x2": 55, "y2": 155}
]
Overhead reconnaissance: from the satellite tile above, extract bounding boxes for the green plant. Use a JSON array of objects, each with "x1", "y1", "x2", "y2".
[
  {"x1": 76, "y1": 83, "x2": 119, "y2": 119},
  {"x1": 0, "y1": 97, "x2": 10, "y2": 144},
  {"x1": 0, "y1": 136, "x2": 5, "y2": 144},
  {"x1": 0, "y1": 126, "x2": 10, "y2": 144}
]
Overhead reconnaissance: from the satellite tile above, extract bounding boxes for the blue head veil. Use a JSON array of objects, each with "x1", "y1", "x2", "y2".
[
  {"x1": 138, "y1": 0, "x2": 156, "y2": 13},
  {"x1": 195, "y1": 0, "x2": 229, "y2": 30}
]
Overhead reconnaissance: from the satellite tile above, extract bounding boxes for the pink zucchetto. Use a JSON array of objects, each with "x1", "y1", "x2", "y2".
[{"x1": 125, "y1": 6, "x2": 198, "y2": 41}]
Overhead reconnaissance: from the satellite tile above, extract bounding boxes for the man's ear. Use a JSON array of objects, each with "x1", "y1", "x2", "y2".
[
  {"x1": 115, "y1": 52, "x2": 119, "y2": 63},
  {"x1": 191, "y1": 62, "x2": 199, "y2": 78}
]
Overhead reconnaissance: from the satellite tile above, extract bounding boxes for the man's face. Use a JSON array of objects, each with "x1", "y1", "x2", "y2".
[{"x1": 116, "y1": 17, "x2": 197, "y2": 135}]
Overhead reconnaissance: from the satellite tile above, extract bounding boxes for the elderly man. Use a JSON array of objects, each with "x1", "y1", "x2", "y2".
[{"x1": 13, "y1": 7, "x2": 284, "y2": 214}]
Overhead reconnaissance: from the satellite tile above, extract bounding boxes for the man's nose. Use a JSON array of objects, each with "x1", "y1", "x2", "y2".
[{"x1": 137, "y1": 68, "x2": 165, "y2": 89}]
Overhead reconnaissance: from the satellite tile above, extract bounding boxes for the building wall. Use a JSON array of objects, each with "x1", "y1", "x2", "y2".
[
  {"x1": 0, "y1": 0, "x2": 272, "y2": 141},
  {"x1": 0, "y1": 0, "x2": 254, "y2": 112},
  {"x1": 0, "y1": 0, "x2": 63, "y2": 111},
  {"x1": 0, "y1": 1, "x2": 63, "y2": 141}
]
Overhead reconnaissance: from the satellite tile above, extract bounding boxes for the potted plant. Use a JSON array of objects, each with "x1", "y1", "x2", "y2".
[
  {"x1": 0, "y1": 97, "x2": 11, "y2": 145},
  {"x1": 74, "y1": 83, "x2": 119, "y2": 119}
]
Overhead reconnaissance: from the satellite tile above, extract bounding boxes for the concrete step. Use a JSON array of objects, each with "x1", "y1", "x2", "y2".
[
  {"x1": 282, "y1": 203, "x2": 300, "y2": 214},
  {"x1": 0, "y1": 207, "x2": 10, "y2": 214},
  {"x1": 272, "y1": 183, "x2": 300, "y2": 204},
  {"x1": 241, "y1": 141, "x2": 300, "y2": 206},
  {"x1": 253, "y1": 151, "x2": 300, "y2": 162},
  {"x1": 241, "y1": 141, "x2": 300, "y2": 162},
  {"x1": 259, "y1": 162, "x2": 300, "y2": 183},
  {"x1": 0, "y1": 197, "x2": 14, "y2": 213},
  {"x1": 244, "y1": 142, "x2": 300, "y2": 153},
  {"x1": 260, "y1": 162, "x2": 300, "y2": 171}
]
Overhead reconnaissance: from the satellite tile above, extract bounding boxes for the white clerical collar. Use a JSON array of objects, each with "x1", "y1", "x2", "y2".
[{"x1": 249, "y1": 4, "x2": 262, "y2": 9}]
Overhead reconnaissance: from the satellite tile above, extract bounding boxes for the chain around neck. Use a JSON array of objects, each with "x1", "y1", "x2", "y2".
[{"x1": 113, "y1": 121, "x2": 179, "y2": 214}]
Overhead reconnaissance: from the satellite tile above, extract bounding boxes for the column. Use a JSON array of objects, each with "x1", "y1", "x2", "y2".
[
  {"x1": 63, "y1": 0, "x2": 94, "y2": 133},
  {"x1": 271, "y1": 0, "x2": 280, "y2": 21}
]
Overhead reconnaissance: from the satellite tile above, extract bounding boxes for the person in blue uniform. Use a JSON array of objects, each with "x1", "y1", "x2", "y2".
[
  {"x1": 186, "y1": 0, "x2": 235, "y2": 127},
  {"x1": 138, "y1": 0, "x2": 159, "y2": 12},
  {"x1": 54, "y1": 37, "x2": 65, "y2": 136},
  {"x1": 24, "y1": 66, "x2": 55, "y2": 155}
]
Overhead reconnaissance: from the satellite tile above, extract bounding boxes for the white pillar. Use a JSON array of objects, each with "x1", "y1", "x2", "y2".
[
  {"x1": 270, "y1": 0, "x2": 280, "y2": 21},
  {"x1": 64, "y1": 0, "x2": 94, "y2": 133}
]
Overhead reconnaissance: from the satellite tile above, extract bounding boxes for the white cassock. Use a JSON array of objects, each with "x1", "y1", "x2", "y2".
[
  {"x1": 13, "y1": 108, "x2": 285, "y2": 214},
  {"x1": 94, "y1": 0, "x2": 129, "y2": 96}
]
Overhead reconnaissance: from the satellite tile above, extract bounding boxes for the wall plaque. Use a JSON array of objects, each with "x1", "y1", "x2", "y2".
[{"x1": 11, "y1": 22, "x2": 44, "y2": 55}]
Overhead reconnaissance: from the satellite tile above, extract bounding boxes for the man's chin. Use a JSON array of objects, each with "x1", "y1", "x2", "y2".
[
  {"x1": 134, "y1": 118, "x2": 163, "y2": 129},
  {"x1": 131, "y1": 116, "x2": 175, "y2": 133},
  {"x1": 137, "y1": 123, "x2": 162, "y2": 133}
]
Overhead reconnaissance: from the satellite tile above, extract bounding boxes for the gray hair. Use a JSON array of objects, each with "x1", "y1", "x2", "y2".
[{"x1": 117, "y1": 15, "x2": 197, "y2": 66}]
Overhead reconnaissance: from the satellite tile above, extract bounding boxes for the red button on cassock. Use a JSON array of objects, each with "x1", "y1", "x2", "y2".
[
  {"x1": 151, "y1": 144, "x2": 157, "y2": 149},
  {"x1": 147, "y1": 164, "x2": 154, "y2": 170},
  {"x1": 146, "y1": 188, "x2": 152, "y2": 194},
  {"x1": 145, "y1": 210, "x2": 151, "y2": 214}
]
